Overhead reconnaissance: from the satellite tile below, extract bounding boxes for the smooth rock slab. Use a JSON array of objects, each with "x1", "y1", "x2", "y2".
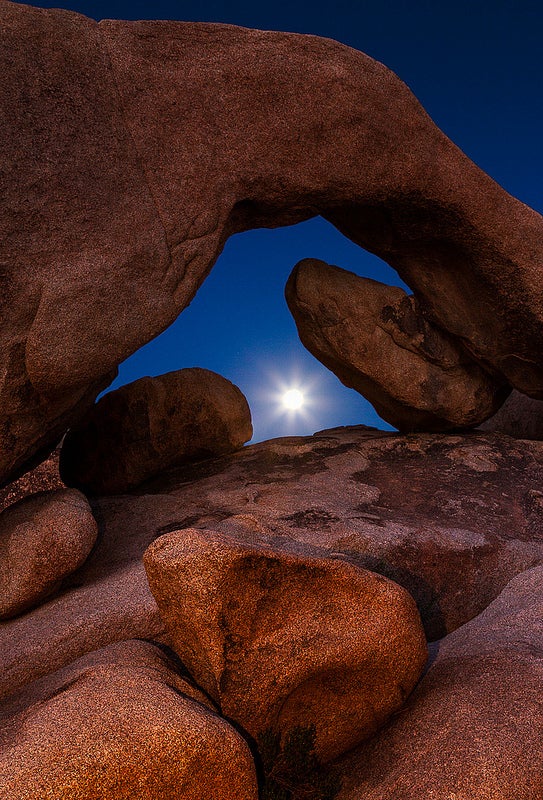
[
  {"x1": 0, "y1": 488, "x2": 97, "y2": 619},
  {"x1": 144, "y1": 528, "x2": 428, "y2": 763},
  {"x1": 0, "y1": 639, "x2": 258, "y2": 800},
  {"x1": 286, "y1": 259, "x2": 508, "y2": 431},
  {"x1": 60, "y1": 368, "x2": 252, "y2": 494},
  {"x1": 336, "y1": 566, "x2": 543, "y2": 800}
]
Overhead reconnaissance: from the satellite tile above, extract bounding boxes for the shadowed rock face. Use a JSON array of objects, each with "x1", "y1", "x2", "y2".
[
  {"x1": 479, "y1": 389, "x2": 543, "y2": 441},
  {"x1": 0, "y1": 448, "x2": 63, "y2": 514},
  {"x1": 60, "y1": 368, "x2": 253, "y2": 494},
  {"x1": 1, "y1": 2, "x2": 543, "y2": 485},
  {"x1": 336, "y1": 566, "x2": 543, "y2": 800},
  {"x1": 286, "y1": 259, "x2": 509, "y2": 431}
]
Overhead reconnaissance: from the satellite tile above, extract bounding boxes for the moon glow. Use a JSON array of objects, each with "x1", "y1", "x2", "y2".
[{"x1": 281, "y1": 389, "x2": 305, "y2": 410}]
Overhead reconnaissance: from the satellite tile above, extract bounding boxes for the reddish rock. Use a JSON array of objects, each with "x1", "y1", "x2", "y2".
[
  {"x1": 0, "y1": 639, "x2": 258, "y2": 800},
  {"x1": 210, "y1": 431, "x2": 543, "y2": 640},
  {"x1": 286, "y1": 259, "x2": 507, "y2": 431},
  {"x1": 1, "y1": 2, "x2": 542, "y2": 486},
  {"x1": 0, "y1": 491, "x2": 174, "y2": 700},
  {"x1": 0, "y1": 489, "x2": 97, "y2": 619},
  {"x1": 144, "y1": 528, "x2": 427, "y2": 763},
  {"x1": 0, "y1": 0, "x2": 164, "y2": 487},
  {"x1": 0, "y1": 448, "x2": 64, "y2": 514},
  {"x1": 336, "y1": 566, "x2": 543, "y2": 800},
  {"x1": 3, "y1": 427, "x2": 542, "y2": 701},
  {"x1": 131, "y1": 427, "x2": 543, "y2": 641},
  {"x1": 60, "y1": 368, "x2": 252, "y2": 494},
  {"x1": 479, "y1": 389, "x2": 543, "y2": 440}
]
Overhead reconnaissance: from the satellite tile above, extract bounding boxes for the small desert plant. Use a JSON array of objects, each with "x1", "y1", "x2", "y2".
[{"x1": 257, "y1": 724, "x2": 342, "y2": 800}]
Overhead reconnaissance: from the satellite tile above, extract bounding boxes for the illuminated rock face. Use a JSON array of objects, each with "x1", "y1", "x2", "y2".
[
  {"x1": 0, "y1": 640, "x2": 259, "y2": 800},
  {"x1": 2, "y1": 1, "x2": 543, "y2": 485},
  {"x1": 2, "y1": 426, "x2": 543, "y2": 795},
  {"x1": 2, "y1": 3, "x2": 543, "y2": 795},
  {"x1": 3, "y1": 426, "x2": 543, "y2": 705},
  {"x1": 286, "y1": 259, "x2": 509, "y2": 431},
  {"x1": 144, "y1": 527, "x2": 428, "y2": 763}
]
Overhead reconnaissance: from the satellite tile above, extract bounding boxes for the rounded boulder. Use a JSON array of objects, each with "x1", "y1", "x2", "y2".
[
  {"x1": 60, "y1": 368, "x2": 252, "y2": 494},
  {"x1": 144, "y1": 528, "x2": 428, "y2": 763},
  {"x1": 0, "y1": 488, "x2": 98, "y2": 619}
]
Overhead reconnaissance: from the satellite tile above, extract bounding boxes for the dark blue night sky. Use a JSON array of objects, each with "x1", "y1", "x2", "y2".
[{"x1": 25, "y1": 0, "x2": 543, "y2": 441}]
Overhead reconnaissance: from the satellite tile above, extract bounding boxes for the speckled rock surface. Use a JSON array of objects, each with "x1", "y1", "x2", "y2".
[
  {"x1": 2, "y1": 2, "x2": 542, "y2": 487},
  {"x1": 4, "y1": 426, "x2": 542, "y2": 703},
  {"x1": 144, "y1": 527, "x2": 427, "y2": 763},
  {"x1": 335, "y1": 565, "x2": 543, "y2": 800},
  {"x1": 128, "y1": 427, "x2": 543, "y2": 640},
  {"x1": 479, "y1": 389, "x2": 543, "y2": 440},
  {"x1": 0, "y1": 448, "x2": 64, "y2": 514},
  {"x1": 0, "y1": 491, "x2": 169, "y2": 700},
  {"x1": 60, "y1": 368, "x2": 252, "y2": 494},
  {"x1": 0, "y1": 488, "x2": 97, "y2": 619},
  {"x1": 0, "y1": 639, "x2": 258, "y2": 800},
  {"x1": 286, "y1": 259, "x2": 508, "y2": 431}
]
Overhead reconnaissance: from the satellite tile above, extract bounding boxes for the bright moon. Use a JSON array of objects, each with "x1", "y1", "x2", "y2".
[{"x1": 282, "y1": 389, "x2": 305, "y2": 410}]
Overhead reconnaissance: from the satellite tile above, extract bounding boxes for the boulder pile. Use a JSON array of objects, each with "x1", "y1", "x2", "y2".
[
  {"x1": 1, "y1": 2, "x2": 543, "y2": 798},
  {"x1": 2, "y1": 426, "x2": 543, "y2": 797}
]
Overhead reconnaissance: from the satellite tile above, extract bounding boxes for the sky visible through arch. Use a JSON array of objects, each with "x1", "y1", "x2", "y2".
[{"x1": 26, "y1": 0, "x2": 543, "y2": 442}]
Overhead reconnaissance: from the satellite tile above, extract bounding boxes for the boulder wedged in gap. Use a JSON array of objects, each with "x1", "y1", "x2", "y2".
[{"x1": 286, "y1": 258, "x2": 509, "y2": 432}]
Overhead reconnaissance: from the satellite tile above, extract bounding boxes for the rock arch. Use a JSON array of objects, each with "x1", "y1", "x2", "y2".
[{"x1": 1, "y1": 1, "x2": 542, "y2": 484}]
